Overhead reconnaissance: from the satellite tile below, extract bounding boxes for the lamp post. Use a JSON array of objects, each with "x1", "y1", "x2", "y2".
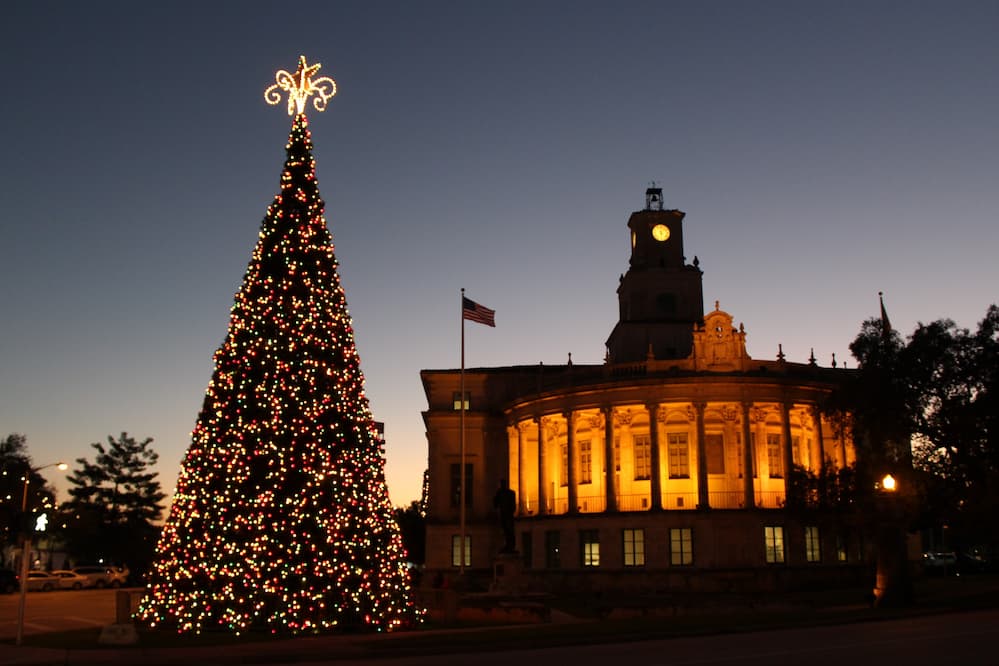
[
  {"x1": 873, "y1": 472, "x2": 909, "y2": 608},
  {"x1": 15, "y1": 462, "x2": 68, "y2": 646}
]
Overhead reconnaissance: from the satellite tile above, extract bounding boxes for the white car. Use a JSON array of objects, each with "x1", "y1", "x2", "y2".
[
  {"x1": 24, "y1": 571, "x2": 59, "y2": 592},
  {"x1": 71, "y1": 565, "x2": 129, "y2": 588},
  {"x1": 50, "y1": 569, "x2": 89, "y2": 590}
]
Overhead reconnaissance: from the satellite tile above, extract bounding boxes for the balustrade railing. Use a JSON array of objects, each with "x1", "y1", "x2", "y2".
[
  {"x1": 517, "y1": 489, "x2": 786, "y2": 515},
  {"x1": 706, "y1": 491, "x2": 746, "y2": 509},
  {"x1": 617, "y1": 494, "x2": 652, "y2": 512},
  {"x1": 755, "y1": 490, "x2": 785, "y2": 509},
  {"x1": 576, "y1": 495, "x2": 606, "y2": 513},
  {"x1": 661, "y1": 492, "x2": 697, "y2": 510}
]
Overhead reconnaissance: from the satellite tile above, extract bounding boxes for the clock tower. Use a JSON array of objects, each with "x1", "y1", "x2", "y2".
[{"x1": 605, "y1": 187, "x2": 705, "y2": 362}]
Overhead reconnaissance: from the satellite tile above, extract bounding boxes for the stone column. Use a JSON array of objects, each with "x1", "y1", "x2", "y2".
[
  {"x1": 647, "y1": 402, "x2": 663, "y2": 510},
  {"x1": 694, "y1": 402, "x2": 709, "y2": 509},
  {"x1": 813, "y1": 405, "x2": 826, "y2": 467},
  {"x1": 535, "y1": 416, "x2": 547, "y2": 516},
  {"x1": 603, "y1": 406, "x2": 617, "y2": 512},
  {"x1": 838, "y1": 426, "x2": 848, "y2": 468},
  {"x1": 516, "y1": 422, "x2": 529, "y2": 514},
  {"x1": 781, "y1": 401, "x2": 794, "y2": 502},
  {"x1": 741, "y1": 401, "x2": 755, "y2": 509},
  {"x1": 565, "y1": 410, "x2": 578, "y2": 515},
  {"x1": 811, "y1": 405, "x2": 827, "y2": 506}
]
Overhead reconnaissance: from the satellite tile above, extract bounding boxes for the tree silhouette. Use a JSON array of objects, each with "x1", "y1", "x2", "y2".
[{"x1": 62, "y1": 432, "x2": 164, "y2": 570}]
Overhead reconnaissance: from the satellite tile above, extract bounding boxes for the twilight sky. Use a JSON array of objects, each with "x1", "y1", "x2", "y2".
[{"x1": 2, "y1": 1, "x2": 997, "y2": 509}]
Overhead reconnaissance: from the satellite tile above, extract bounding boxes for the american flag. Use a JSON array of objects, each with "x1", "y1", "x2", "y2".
[{"x1": 462, "y1": 297, "x2": 495, "y2": 327}]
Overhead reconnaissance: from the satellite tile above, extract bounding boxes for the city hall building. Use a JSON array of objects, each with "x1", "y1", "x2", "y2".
[{"x1": 421, "y1": 188, "x2": 866, "y2": 593}]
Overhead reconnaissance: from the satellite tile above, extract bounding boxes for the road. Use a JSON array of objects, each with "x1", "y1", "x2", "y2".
[
  {"x1": 328, "y1": 609, "x2": 999, "y2": 666},
  {"x1": 1, "y1": 589, "x2": 995, "y2": 665},
  {"x1": 0, "y1": 587, "x2": 140, "y2": 639}
]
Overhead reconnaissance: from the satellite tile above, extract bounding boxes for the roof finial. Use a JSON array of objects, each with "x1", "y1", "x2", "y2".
[
  {"x1": 777, "y1": 343, "x2": 786, "y2": 362},
  {"x1": 809, "y1": 348, "x2": 817, "y2": 366},
  {"x1": 831, "y1": 352, "x2": 837, "y2": 368},
  {"x1": 264, "y1": 55, "x2": 337, "y2": 116}
]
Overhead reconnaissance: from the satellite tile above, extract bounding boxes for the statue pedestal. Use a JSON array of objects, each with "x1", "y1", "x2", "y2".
[{"x1": 491, "y1": 551, "x2": 528, "y2": 595}]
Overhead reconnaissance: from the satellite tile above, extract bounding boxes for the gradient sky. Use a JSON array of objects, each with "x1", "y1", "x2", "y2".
[{"x1": 2, "y1": 1, "x2": 997, "y2": 509}]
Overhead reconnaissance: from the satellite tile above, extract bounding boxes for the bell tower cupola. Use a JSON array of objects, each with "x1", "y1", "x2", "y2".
[{"x1": 606, "y1": 186, "x2": 705, "y2": 363}]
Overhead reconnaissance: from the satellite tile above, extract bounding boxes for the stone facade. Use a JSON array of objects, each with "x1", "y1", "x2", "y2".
[{"x1": 421, "y1": 189, "x2": 865, "y2": 592}]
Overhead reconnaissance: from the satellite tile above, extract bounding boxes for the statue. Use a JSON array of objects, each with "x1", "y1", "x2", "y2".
[{"x1": 492, "y1": 478, "x2": 517, "y2": 553}]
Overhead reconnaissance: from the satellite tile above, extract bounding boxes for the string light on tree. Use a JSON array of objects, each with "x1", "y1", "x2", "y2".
[{"x1": 137, "y1": 56, "x2": 421, "y2": 635}]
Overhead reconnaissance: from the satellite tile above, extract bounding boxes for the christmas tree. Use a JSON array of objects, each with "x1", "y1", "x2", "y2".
[{"x1": 138, "y1": 57, "x2": 421, "y2": 635}]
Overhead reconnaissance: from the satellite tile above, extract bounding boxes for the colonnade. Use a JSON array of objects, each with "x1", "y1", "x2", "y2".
[{"x1": 508, "y1": 400, "x2": 850, "y2": 516}]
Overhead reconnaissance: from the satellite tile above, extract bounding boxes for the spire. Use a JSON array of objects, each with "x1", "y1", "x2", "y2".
[{"x1": 879, "y1": 291, "x2": 892, "y2": 342}]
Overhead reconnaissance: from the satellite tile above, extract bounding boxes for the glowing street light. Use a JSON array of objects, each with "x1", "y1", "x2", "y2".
[
  {"x1": 15, "y1": 462, "x2": 68, "y2": 646},
  {"x1": 873, "y1": 471, "x2": 909, "y2": 608}
]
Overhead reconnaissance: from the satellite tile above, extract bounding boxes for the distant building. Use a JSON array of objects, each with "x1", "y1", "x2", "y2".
[{"x1": 421, "y1": 188, "x2": 866, "y2": 593}]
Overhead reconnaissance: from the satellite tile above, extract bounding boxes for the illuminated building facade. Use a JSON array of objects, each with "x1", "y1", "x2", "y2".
[{"x1": 422, "y1": 188, "x2": 866, "y2": 592}]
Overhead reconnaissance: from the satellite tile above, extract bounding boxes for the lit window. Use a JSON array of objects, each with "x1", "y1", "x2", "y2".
[
  {"x1": 623, "y1": 529, "x2": 645, "y2": 566},
  {"x1": 579, "y1": 440, "x2": 592, "y2": 484},
  {"x1": 764, "y1": 526, "x2": 785, "y2": 563},
  {"x1": 452, "y1": 391, "x2": 470, "y2": 410},
  {"x1": 670, "y1": 527, "x2": 693, "y2": 565},
  {"x1": 451, "y1": 535, "x2": 470, "y2": 567},
  {"x1": 792, "y1": 436, "x2": 801, "y2": 465},
  {"x1": 836, "y1": 534, "x2": 848, "y2": 562},
  {"x1": 634, "y1": 434, "x2": 651, "y2": 480},
  {"x1": 767, "y1": 434, "x2": 783, "y2": 478},
  {"x1": 545, "y1": 530, "x2": 561, "y2": 569},
  {"x1": 613, "y1": 436, "x2": 621, "y2": 472},
  {"x1": 805, "y1": 526, "x2": 821, "y2": 563},
  {"x1": 705, "y1": 433, "x2": 724, "y2": 474},
  {"x1": 580, "y1": 529, "x2": 600, "y2": 567},
  {"x1": 668, "y1": 432, "x2": 689, "y2": 478}
]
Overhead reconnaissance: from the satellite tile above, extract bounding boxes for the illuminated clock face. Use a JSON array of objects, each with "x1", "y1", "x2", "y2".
[{"x1": 652, "y1": 224, "x2": 670, "y2": 241}]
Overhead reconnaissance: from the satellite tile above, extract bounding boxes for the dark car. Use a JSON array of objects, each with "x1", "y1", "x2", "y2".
[
  {"x1": 956, "y1": 551, "x2": 992, "y2": 575},
  {"x1": 0, "y1": 568, "x2": 16, "y2": 594}
]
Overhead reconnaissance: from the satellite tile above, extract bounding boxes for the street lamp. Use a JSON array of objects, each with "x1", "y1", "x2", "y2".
[
  {"x1": 873, "y1": 472, "x2": 909, "y2": 608},
  {"x1": 15, "y1": 462, "x2": 68, "y2": 646}
]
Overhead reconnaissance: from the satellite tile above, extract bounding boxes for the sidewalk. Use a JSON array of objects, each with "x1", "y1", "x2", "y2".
[{"x1": 2, "y1": 575, "x2": 997, "y2": 666}]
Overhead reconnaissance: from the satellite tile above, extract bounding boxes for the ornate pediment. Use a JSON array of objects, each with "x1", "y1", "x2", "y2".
[{"x1": 690, "y1": 301, "x2": 750, "y2": 371}]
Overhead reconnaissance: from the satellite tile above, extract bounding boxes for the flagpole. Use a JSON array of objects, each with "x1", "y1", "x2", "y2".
[{"x1": 459, "y1": 288, "x2": 466, "y2": 574}]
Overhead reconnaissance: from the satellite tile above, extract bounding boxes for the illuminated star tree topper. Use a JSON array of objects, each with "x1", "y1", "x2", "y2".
[{"x1": 264, "y1": 55, "x2": 338, "y2": 116}]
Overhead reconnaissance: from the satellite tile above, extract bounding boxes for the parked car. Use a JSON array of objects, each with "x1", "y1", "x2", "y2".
[
  {"x1": 24, "y1": 571, "x2": 59, "y2": 592},
  {"x1": 51, "y1": 569, "x2": 89, "y2": 590},
  {"x1": 0, "y1": 568, "x2": 17, "y2": 594},
  {"x1": 107, "y1": 565, "x2": 130, "y2": 587},
  {"x1": 922, "y1": 551, "x2": 957, "y2": 575},
  {"x1": 956, "y1": 551, "x2": 993, "y2": 575},
  {"x1": 71, "y1": 565, "x2": 130, "y2": 588}
]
